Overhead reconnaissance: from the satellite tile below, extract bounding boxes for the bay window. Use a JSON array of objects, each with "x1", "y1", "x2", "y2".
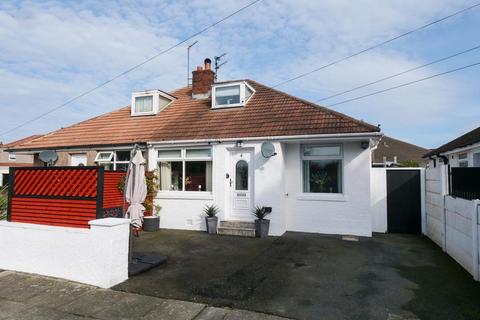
[
  {"x1": 302, "y1": 144, "x2": 343, "y2": 194},
  {"x1": 157, "y1": 148, "x2": 212, "y2": 192}
]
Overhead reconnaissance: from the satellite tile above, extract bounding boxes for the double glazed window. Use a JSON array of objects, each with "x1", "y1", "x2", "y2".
[
  {"x1": 95, "y1": 151, "x2": 130, "y2": 171},
  {"x1": 134, "y1": 95, "x2": 154, "y2": 113},
  {"x1": 458, "y1": 153, "x2": 469, "y2": 167},
  {"x1": 302, "y1": 145, "x2": 343, "y2": 194},
  {"x1": 212, "y1": 82, "x2": 254, "y2": 109},
  {"x1": 157, "y1": 148, "x2": 212, "y2": 192}
]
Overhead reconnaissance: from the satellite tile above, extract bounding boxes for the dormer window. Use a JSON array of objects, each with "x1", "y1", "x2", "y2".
[
  {"x1": 212, "y1": 81, "x2": 255, "y2": 109},
  {"x1": 135, "y1": 95, "x2": 154, "y2": 113},
  {"x1": 131, "y1": 90, "x2": 175, "y2": 116}
]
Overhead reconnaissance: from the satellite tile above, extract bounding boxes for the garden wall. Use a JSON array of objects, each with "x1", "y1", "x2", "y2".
[
  {"x1": 0, "y1": 218, "x2": 130, "y2": 288},
  {"x1": 444, "y1": 196, "x2": 479, "y2": 280}
]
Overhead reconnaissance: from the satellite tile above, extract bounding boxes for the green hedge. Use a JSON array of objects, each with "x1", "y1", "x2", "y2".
[{"x1": 0, "y1": 186, "x2": 7, "y2": 221}]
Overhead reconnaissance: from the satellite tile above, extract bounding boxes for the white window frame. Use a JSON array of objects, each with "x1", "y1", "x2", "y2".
[
  {"x1": 156, "y1": 147, "x2": 213, "y2": 194},
  {"x1": 211, "y1": 81, "x2": 255, "y2": 109},
  {"x1": 300, "y1": 144, "x2": 345, "y2": 198},
  {"x1": 8, "y1": 153, "x2": 16, "y2": 161},
  {"x1": 95, "y1": 151, "x2": 114, "y2": 162},
  {"x1": 70, "y1": 153, "x2": 88, "y2": 166},
  {"x1": 458, "y1": 152, "x2": 469, "y2": 167},
  {"x1": 94, "y1": 151, "x2": 130, "y2": 171},
  {"x1": 131, "y1": 90, "x2": 174, "y2": 116}
]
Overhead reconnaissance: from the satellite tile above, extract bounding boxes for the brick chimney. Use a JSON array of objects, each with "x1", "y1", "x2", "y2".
[{"x1": 192, "y1": 58, "x2": 215, "y2": 99}]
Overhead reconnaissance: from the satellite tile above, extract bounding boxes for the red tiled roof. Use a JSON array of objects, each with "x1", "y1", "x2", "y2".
[
  {"x1": 2, "y1": 135, "x2": 43, "y2": 148},
  {"x1": 9, "y1": 80, "x2": 379, "y2": 151}
]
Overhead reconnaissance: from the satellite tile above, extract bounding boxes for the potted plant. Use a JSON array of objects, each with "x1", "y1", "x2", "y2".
[
  {"x1": 144, "y1": 204, "x2": 161, "y2": 232},
  {"x1": 252, "y1": 205, "x2": 270, "y2": 238},
  {"x1": 203, "y1": 204, "x2": 219, "y2": 234}
]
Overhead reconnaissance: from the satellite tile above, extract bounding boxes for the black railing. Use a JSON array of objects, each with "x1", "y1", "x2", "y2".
[{"x1": 451, "y1": 167, "x2": 480, "y2": 200}]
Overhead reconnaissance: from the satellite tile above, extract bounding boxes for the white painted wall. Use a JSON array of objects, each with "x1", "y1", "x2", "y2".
[
  {"x1": 0, "y1": 218, "x2": 130, "y2": 288},
  {"x1": 151, "y1": 141, "x2": 287, "y2": 236},
  {"x1": 444, "y1": 196, "x2": 480, "y2": 280},
  {"x1": 151, "y1": 140, "x2": 372, "y2": 237},
  {"x1": 370, "y1": 168, "x2": 387, "y2": 233},
  {"x1": 284, "y1": 142, "x2": 372, "y2": 237}
]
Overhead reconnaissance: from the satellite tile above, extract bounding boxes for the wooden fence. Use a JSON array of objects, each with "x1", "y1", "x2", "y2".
[{"x1": 7, "y1": 167, "x2": 125, "y2": 228}]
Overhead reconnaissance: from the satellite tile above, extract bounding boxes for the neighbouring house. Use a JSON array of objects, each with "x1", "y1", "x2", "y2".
[
  {"x1": 372, "y1": 135, "x2": 429, "y2": 167},
  {"x1": 7, "y1": 58, "x2": 383, "y2": 237},
  {"x1": 423, "y1": 126, "x2": 480, "y2": 281},
  {"x1": 0, "y1": 135, "x2": 42, "y2": 187},
  {"x1": 424, "y1": 125, "x2": 480, "y2": 168}
]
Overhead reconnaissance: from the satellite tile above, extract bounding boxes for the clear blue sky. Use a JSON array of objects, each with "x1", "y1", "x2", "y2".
[{"x1": 0, "y1": 0, "x2": 479, "y2": 148}]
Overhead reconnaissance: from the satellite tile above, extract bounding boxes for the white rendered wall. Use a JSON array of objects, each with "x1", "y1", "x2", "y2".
[
  {"x1": 0, "y1": 218, "x2": 130, "y2": 288},
  {"x1": 284, "y1": 142, "x2": 372, "y2": 237},
  {"x1": 425, "y1": 161, "x2": 448, "y2": 247},
  {"x1": 370, "y1": 168, "x2": 387, "y2": 233},
  {"x1": 151, "y1": 141, "x2": 287, "y2": 235}
]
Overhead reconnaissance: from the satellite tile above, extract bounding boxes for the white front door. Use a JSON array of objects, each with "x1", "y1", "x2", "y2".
[
  {"x1": 71, "y1": 154, "x2": 87, "y2": 166},
  {"x1": 228, "y1": 150, "x2": 254, "y2": 220}
]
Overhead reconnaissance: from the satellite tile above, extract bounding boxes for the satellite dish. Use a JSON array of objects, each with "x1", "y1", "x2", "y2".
[
  {"x1": 261, "y1": 141, "x2": 277, "y2": 158},
  {"x1": 39, "y1": 150, "x2": 58, "y2": 166}
]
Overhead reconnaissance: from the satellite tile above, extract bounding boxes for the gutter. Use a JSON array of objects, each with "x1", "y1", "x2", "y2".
[
  {"x1": 6, "y1": 142, "x2": 148, "y2": 154},
  {"x1": 148, "y1": 132, "x2": 383, "y2": 146}
]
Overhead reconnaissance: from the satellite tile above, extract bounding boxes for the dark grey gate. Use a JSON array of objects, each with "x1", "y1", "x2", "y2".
[{"x1": 386, "y1": 169, "x2": 421, "y2": 234}]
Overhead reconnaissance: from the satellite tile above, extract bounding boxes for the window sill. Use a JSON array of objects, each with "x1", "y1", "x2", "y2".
[
  {"x1": 296, "y1": 193, "x2": 347, "y2": 202},
  {"x1": 156, "y1": 191, "x2": 214, "y2": 200}
]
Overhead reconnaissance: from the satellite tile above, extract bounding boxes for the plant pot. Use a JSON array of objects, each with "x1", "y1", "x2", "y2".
[
  {"x1": 143, "y1": 216, "x2": 160, "y2": 232},
  {"x1": 255, "y1": 219, "x2": 270, "y2": 238},
  {"x1": 205, "y1": 216, "x2": 218, "y2": 234}
]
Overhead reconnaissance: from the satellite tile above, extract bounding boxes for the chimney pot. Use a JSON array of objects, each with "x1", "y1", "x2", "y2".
[{"x1": 204, "y1": 58, "x2": 212, "y2": 70}]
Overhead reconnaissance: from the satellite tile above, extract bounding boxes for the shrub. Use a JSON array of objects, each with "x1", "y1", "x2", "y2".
[{"x1": 0, "y1": 186, "x2": 8, "y2": 221}]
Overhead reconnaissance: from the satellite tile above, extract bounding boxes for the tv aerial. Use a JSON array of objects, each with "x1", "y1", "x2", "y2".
[{"x1": 214, "y1": 53, "x2": 227, "y2": 80}]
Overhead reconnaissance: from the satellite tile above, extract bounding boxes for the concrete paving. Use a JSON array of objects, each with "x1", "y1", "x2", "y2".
[
  {"x1": 0, "y1": 271, "x2": 289, "y2": 320},
  {"x1": 114, "y1": 230, "x2": 480, "y2": 320}
]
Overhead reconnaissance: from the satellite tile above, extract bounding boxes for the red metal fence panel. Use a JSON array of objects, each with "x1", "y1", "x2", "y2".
[
  {"x1": 103, "y1": 171, "x2": 126, "y2": 218},
  {"x1": 7, "y1": 167, "x2": 125, "y2": 228}
]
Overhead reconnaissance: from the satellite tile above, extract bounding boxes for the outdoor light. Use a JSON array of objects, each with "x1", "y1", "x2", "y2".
[
  {"x1": 360, "y1": 141, "x2": 369, "y2": 149},
  {"x1": 235, "y1": 140, "x2": 243, "y2": 148}
]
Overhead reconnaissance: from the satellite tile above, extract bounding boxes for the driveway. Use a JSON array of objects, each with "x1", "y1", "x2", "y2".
[{"x1": 114, "y1": 230, "x2": 480, "y2": 320}]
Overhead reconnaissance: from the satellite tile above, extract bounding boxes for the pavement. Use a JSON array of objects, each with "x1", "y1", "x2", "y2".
[
  {"x1": 114, "y1": 230, "x2": 480, "y2": 320},
  {"x1": 0, "y1": 271, "x2": 289, "y2": 320}
]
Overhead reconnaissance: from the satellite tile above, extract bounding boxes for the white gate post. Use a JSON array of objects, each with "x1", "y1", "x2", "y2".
[
  {"x1": 440, "y1": 164, "x2": 448, "y2": 251},
  {"x1": 473, "y1": 201, "x2": 480, "y2": 281}
]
